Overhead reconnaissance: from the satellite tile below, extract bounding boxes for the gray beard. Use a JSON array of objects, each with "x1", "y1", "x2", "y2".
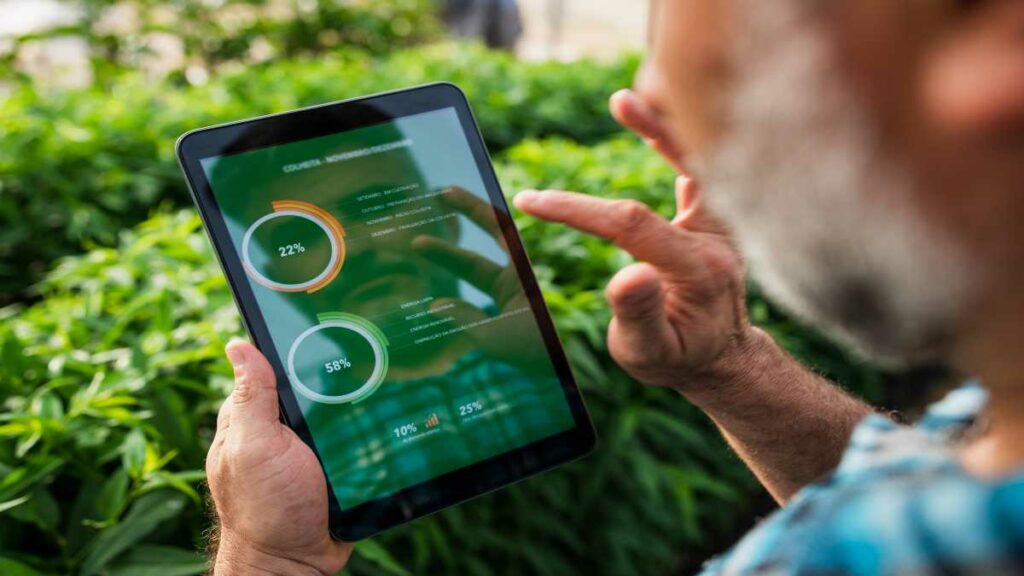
[{"x1": 695, "y1": 1, "x2": 977, "y2": 366}]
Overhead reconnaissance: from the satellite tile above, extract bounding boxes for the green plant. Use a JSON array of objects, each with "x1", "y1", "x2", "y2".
[
  {"x1": 0, "y1": 135, "x2": 884, "y2": 575},
  {"x1": 3, "y1": 0, "x2": 442, "y2": 84},
  {"x1": 0, "y1": 213, "x2": 232, "y2": 574},
  {"x1": 0, "y1": 44, "x2": 636, "y2": 304}
]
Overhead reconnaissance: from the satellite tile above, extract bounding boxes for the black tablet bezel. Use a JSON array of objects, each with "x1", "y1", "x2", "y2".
[{"x1": 176, "y1": 83, "x2": 596, "y2": 541}]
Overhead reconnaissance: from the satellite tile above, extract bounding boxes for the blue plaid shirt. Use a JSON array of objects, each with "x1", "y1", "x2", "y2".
[{"x1": 702, "y1": 385, "x2": 1024, "y2": 575}]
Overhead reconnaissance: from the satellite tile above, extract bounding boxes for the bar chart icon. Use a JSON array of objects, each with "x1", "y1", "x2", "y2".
[{"x1": 424, "y1": 413, "x2": 440, "y2": 429}]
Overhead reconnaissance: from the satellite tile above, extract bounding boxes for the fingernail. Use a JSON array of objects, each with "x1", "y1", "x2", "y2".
[
  {"x1": 225, "y1": 344, "x2": 247, "y2": 369},
  {"x1": 515, "y1": 190, "x2": 539, "y2": 207},
  {"x1": 610, "y1": 89, "x2": 632, "y2": 103}
]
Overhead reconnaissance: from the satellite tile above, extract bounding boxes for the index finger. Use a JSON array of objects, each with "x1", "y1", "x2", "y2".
[{"x1": 513, "y1": 189, "x2": 697, "y2": 271}]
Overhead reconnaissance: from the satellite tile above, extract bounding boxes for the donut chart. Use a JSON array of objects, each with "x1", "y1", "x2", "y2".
[
  {"x1": 241, "y1": 200, "x2": 346, "y2": 293},
  {"x1": 287, "y1": 312, "x2": 390, "y2": 405}
]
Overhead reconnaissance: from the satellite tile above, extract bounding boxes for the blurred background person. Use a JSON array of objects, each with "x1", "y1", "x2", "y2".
[{"x1": 442, "y1": 0, "x2": 523, "y2": 51}]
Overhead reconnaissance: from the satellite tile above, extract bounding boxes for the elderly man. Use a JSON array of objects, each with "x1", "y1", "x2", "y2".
[{"x1": 207, "y1": 0, "x2": 1024, "y2": 574}]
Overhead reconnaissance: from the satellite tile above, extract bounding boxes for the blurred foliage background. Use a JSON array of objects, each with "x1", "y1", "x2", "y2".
[{"x1": 0, "y1": 1, "x2": 906, "y2": 575}]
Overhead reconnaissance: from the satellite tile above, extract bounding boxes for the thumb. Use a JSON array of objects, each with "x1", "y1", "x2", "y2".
[
  {"x1": 605, "y1": 264, "x2": 680, "y2": 369},
  {"x1": 225, "y1": 341, "x2": 281, "y2": 435}
]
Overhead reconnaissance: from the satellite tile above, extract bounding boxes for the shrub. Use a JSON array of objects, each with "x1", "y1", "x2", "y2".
[
  {"x1": 0, "y1": 136, "x2": 883, "y2": 575},
  {"x1": 0, "y1": 213, "x2": 232, "y2": 575},
  {"x1": 0, "y1": 45, "x2": 636, "y2": 304},
  {"x1": 2, "y1": 0, "x2": 442, "y2": 82}
]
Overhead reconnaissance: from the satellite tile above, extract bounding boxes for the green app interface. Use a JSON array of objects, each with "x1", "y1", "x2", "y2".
[{"x1": 201, "y1": 107, "x2": 575, "y2": 510}]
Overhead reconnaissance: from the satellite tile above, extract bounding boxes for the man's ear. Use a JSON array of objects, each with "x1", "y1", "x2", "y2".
[{"x1": 924, "y1": 0, "x2": 1024, "y2": 137}]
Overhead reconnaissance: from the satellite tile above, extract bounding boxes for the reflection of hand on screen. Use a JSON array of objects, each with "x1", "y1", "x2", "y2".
[{"x1": 412, "y1": 187, "x2": 548, "y2": 373}]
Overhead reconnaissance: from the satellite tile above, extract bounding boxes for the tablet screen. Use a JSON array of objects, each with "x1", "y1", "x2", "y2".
[{"x1": 199, "y1": 107, "x2": 577, "y2": 511}]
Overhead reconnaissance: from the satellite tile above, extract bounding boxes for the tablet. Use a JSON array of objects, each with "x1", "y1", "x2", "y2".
[{"x1": 176, "y1": 83, "x2": 596, "y2": 540}]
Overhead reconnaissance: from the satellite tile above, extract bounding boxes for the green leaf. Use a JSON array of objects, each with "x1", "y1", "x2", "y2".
[
  {"x1": 67, "y1": 477, "x2": 102, "y2": 554},
  {"x1": 121, "y1": 428, "x2": 147, "y2": 479},
  {"x1": 0, "y1": 458, "x2": 61, "y2": 502},
  {"x1": 146, "y1": 388, "x2": 200, "y2": 462},
  {"x1": 107, "y1": 545, "x2": 208, "y2": 576},
  {"x1": 0, "y1": 495, "x2": 31, "y2": 514},
  {"x1": 31, "y1": 391, "x2": 64, "y2": 420},
  {"x1": 80, "y1": 491, "x2": 188, "y2": 575},
  {"x1": 355, "y1": 540, "x2": 411, "y2": 576},
  {"x1": 7, "y1": 488, "x2": 59, "y2": 533},
  {"x1": 0, "y1": 555, "x2": 45, "y2": 576},
  {"x1": 139, "y1": 470, "x2": 201, "y2": 504},
  {"x1": 15, "y1": 428, "x2": 42, "y2": 459},
  {"x1": 95, "y1": 469, "x2": 130, "y2": 522},
  {"x1": 0, "y1": 421, "x2": 32, "y2": 436}
]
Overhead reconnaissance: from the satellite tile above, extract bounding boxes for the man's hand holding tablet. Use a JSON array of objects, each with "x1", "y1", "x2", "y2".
[{"x1": 177, "y1": 84, "x2": 596, "y2": 552}]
